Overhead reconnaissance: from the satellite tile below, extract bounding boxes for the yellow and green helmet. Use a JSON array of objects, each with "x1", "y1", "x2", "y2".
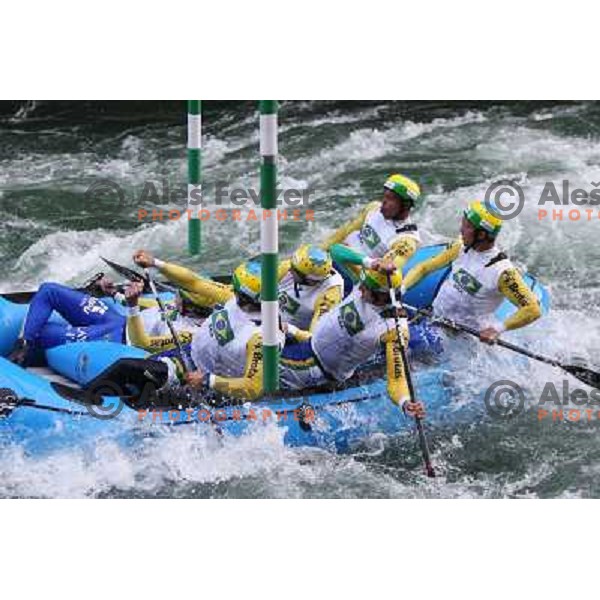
[
  {"x1": 464, "y1": 200, "x2": 503, "y2": 237},
  {"x1": 360, "y1": 268, "x2": 402, "y2": 294},
  {"x1": 232, "y1": 259, "x2": 262, "y2": 303},
  {"x1": 291, "y1": 244, "x2": 332, "y2": 282},
  {"x1": 384, "y1": 174, "x2": 422, "y2": 208}
]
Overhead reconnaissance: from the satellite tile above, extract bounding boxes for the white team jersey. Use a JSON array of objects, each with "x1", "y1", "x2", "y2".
[
  {"x1": 191, "y1": 298, "x2": 261, "y2": 377},
  {"x1": 433, "y1": 246, "x2": 514, "y2": 329},
  {"x1": 311, "y1": 289, "x2": 398, "y2": 381},
  {"x1": 278, "y1": 270, "x2": 344, "y2": 330},
  {"x1": 345, "y1": 205, "x2": 421, "y2": 258}
]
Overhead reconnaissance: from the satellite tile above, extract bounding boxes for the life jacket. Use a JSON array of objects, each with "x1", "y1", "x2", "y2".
[
  {"x1": 191, "y1": 298, "x2": 262, "y2": 377},
  {"x1": 311, "y1": 288, "x2": 397, "y2": 381},
  {"x1": 278, "y1": 269, "x2": 344, "y2": 330},
  {"x1": 433, "y1": 246, "x2": 513, "y2": 329},
  {"x1": 345, "y1": 205, "x2": 420, "y2": 258}
]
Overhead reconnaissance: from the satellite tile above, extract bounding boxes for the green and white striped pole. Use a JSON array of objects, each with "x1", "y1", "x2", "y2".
[
  {"x1": 259, "y1": 101, "x2": 279, "y2": 393},
  {"x1": 187, "y1": 100, "x2": 202, "y2": 255}
]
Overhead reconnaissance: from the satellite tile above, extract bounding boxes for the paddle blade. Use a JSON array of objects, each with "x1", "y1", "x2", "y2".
[
  {"x1": 101, "y1": 257, "x2": 146, "y2": 283},
  {"x1": 564, "y1": 364, "x2": 600, "y2": 390},
  {"x1": 101, "y1": 257, "x2": 177, "y2": 294},
  {"x1": 415, "y1": 418, "x2": 436, "y2": 478}
]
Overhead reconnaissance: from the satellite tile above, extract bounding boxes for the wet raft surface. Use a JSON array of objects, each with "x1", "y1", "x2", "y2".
[{"x1": 0, "y1": 100, "x2": 599, "y2": 498}]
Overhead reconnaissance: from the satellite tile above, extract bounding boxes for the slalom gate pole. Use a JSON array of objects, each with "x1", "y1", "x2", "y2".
[
  {"x1": 259, "y1": 101, "x2": 279, "y2": 393},
  {"x1": 187, "y1": 101, "x2": 202, "y2": 255}
]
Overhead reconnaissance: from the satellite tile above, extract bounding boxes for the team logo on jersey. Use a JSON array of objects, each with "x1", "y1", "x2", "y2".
[
  {"x1": 279, "y1": 291, "x2": 300, "y2": 315},
  {"x1": 81, "y1": 296, "x2": 109, "y2": 316},
  {"x1": 160, "y1": 303, "x2": 179, "y2": 322},
  {"x1": 453, "y1": 268, "x2": 482, "y2": 295},
  {"x1": 338, "y1": 301, "x2": 365, "y2": 336},
  {"x1": 65, "y1": 327, "x2": 89, "y2": 342},
  {"x1": 211, "y1": 310, "x2": 234, "y2": 346},
  {"x1": 360, "y1": 224, "x2": 382, "y2": 250}
]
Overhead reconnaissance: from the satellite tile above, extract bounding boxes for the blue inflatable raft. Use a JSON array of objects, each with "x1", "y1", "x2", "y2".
[{"x1": 0, "y1": 245, "x2": 551, "y2": 455}]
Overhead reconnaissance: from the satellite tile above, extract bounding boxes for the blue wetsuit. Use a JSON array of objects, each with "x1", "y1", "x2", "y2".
[{"x1": 23, "y1": 283, "x2": 126, "y2": 350}]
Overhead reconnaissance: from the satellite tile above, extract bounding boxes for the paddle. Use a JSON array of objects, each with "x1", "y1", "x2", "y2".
[
  {"x1": 143, "y1": 268, "x2": 193, "y2": 374},
  {"x1": 0, "y1": 394, "x2": 87, "y2": 418},
  {"x1": 101, "y1": 257, "x2": 176, "y2": 293},
  {"x1": 405, "y1": 304, "x2": 600, "y2": 391},
  {"x1": 387, "y1": 275, "x2": 436, "y2": 478}
]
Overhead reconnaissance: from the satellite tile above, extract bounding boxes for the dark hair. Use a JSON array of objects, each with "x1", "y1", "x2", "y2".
[{"x1": 236, "y1": 291, "x2": 260, "y2": 310}]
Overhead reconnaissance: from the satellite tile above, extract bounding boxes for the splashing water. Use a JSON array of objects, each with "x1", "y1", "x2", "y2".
[{"x1": 1, "y1": 101, "x2": 599, "y2": 498}]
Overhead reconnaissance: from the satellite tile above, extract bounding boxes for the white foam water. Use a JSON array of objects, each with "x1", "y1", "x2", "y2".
[{"x1": 2, "y1": 101, "x2": 600, "y2": 498}]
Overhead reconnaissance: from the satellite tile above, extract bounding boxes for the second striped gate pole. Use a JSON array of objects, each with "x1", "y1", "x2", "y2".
[
  {"x1": 187, "y1": 100, "x2": 202, "y2": 255},
  {"x1": 259, "y1": 101, "x2": 279, "y2": 393}
]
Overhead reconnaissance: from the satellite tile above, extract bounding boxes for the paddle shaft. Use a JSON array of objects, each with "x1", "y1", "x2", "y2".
[
  {"x1": 406, "y1": 304, "x2": 600, "y2": 390},
  {"x1": 408, "y1": 304, "x2": 565, "y2": 368},
  {"x1": 388, "y1": 280, "x2": 435, "y2": 478},
  {"x1": 144, "y1": 269, "x2": 192, "y2": 373},
  {"x1": 0, "y1": 397, "x2": 87, "y2": 417}
]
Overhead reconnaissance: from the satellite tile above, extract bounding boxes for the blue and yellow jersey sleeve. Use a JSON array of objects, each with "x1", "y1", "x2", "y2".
[
  {"x1": 403, "y1": 239, "x2": 462, "y2": 291},
  {"x1": 127, "y1": 312, "x2": 195, "y2": 353},
  {"x1": 498, "y1": 268, "x2": 542, "y2": 331},
  {"x1": 383, "y1": 236, "x2": 419, "y2": 270},
  {"x1": 155, "y1": 260, "x2": 234, "y2": 308},
  {"x1": 210, "y1": 332, "x2": 263, "y2": 401},
  {"x1": 278, "y1": 258, "x2": 292, "y2": 281},
  {"x1": 320, "y1": 201, "x2": 380, "y2": 250},
  {"x1": 309, "y1": 286, "x2": 343, "y2": 332},
  {"x1": 380, "y1": 323, "x2": 410, "y2": 407}
]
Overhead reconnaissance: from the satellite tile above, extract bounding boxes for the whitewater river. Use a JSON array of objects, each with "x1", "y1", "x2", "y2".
[{"x1": 1, "y1": 100, "x2": 599, "y2": 498}]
